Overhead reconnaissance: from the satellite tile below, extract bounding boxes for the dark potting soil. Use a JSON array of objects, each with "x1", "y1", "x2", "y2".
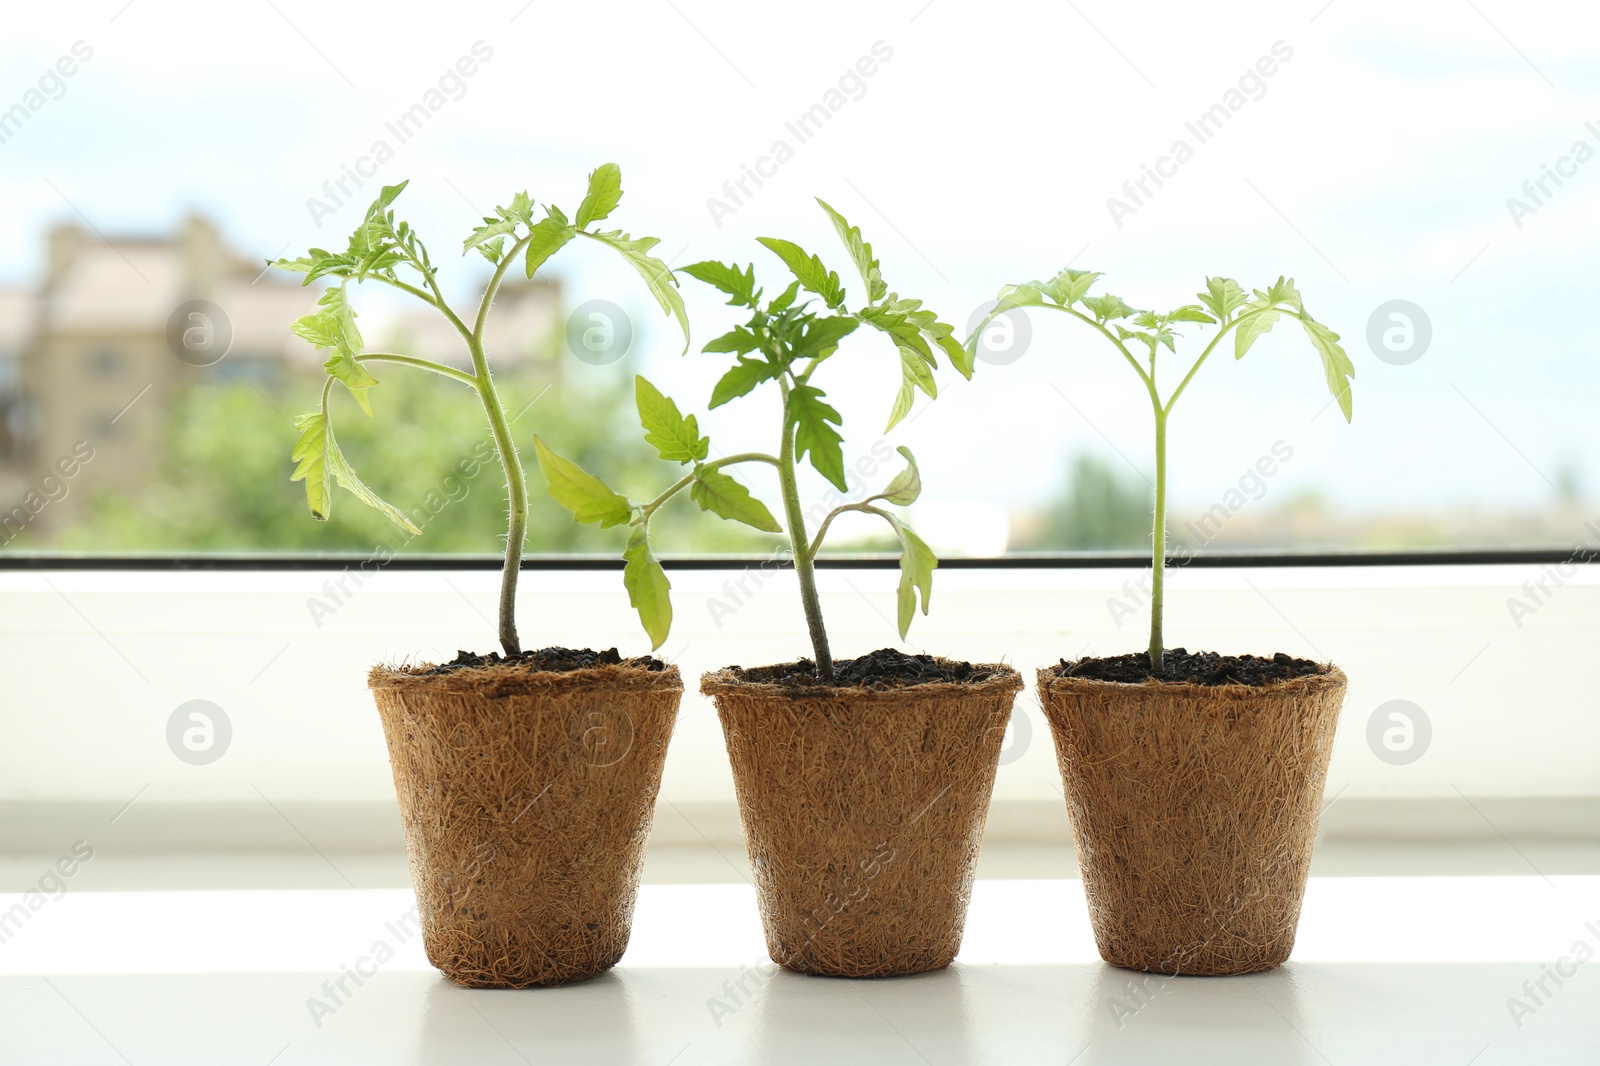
[
  {"x1": 1055, "y1": 648, "x2": 1323, "y2": 687},
  {"x1": 730, "y1": 647, "x2": 1003, "y2": 689},
  {"x1": 418, "y1": 646, "x2": 666, "y2": 676}
]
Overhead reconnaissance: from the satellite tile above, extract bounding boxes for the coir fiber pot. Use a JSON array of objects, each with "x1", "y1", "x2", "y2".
[
  {"x1": 702, "y1": 660, "x2": 1023, "y2": 977},
  {"x1": 1037, "y1": 662, "x2": 1347, "y2": 975},
  {"x1": 369, "y1": 657, "x2": 681, "y2": 987}
]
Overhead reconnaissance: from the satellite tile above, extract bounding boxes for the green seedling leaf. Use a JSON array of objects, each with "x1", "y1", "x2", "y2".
[
  {"x1": 322, "y1": 349, "x2": 378, "y2": 416},
  {"x1": 890, "y1": 518, "x2": 937, "y2": 639},
  {"x1": 524, "y1": 210, "x2": 577, "y2": 277},
  {"x1": 815, "y1": 198, "x2": 886, "y2": 304},
  {"x1": 690, "y1": 467, "x2": 781, "y2": 532},
  {"x1": 1080, "y1": 293, "x2": 1138, "y2": 322},
  {"x1": 679, "y1": 260, "x2": 757, "y2": 307},
  {"x1": 703, "y1": 325, "x2": 762, "y2": 355},
  {"x1": 635, "y1": 376, "x2": 708, "y2": 464},
  {"x1": 1197, "y1": 276, "x2": 1245, "y2": 322},
  {"x1": 710, "y1": 357, "x2": 780, "y2": 408},
  {"x1": 463, "y1": 217, "x2": 518, "y2": 256},
  {"x1": 1166, "y1": 304, "x2": 1216, "y2": 324},
  {"x1": 875, "y1": 446, "x2": 921, "y2": 506},
  {"x1": 1040, "y1": 268, "x2": 1101, "y2": 308},
  {"x1": 583, "y1": 229, "x2": 690, "y2": 352},
  {"x1": 1301, "y1": 315, "x2": 1355, "y2": 422},
  {"x1": 756, "y1": 237, "x2": 845, "y2": 309},
  {"x1": 623, "y1": 526, "x2": 672, "y2": 650},
  {"x1": 886, "y1": 344, "x2": 937, "y2": 431},
  {"x1": 533, "y1": 436, "x2": 632, "y2": 528},
  {"x1": 787, "y1": 384, "x2": 848, "y2": 491},
  {"x1": 793, "y1": 315, "x2": 859, "y2": 362},
  {"x1": 575, "y1": 162, "x2": 623, "y2": 228},
  {"x1": 291, "y1": 411, "x2": 419, "y2": 533},
  {"x1": 1234, "y1": 302, "x2": 1282, "y2": 359},
  {"x1": 767, "y1": 280, "x2": 801, "y2": 313}
]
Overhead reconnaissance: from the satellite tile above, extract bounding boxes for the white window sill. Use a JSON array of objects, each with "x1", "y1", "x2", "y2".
[{"x1": 2, "y1": 876, "x2": 1595, "y2": 1063}]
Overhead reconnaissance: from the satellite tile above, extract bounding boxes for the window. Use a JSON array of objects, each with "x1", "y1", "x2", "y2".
[{"x1": 0, "y1": 8, "x2": 1592, "y2": 559}]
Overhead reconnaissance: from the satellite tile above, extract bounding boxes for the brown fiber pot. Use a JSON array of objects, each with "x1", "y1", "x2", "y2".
[
  {"x1": 702, "y1": 663, "x2": 1023, "y2": 977},
  {"x1": 369, "y1": 660, "x2": 681, "y2": 987},
  {"x1": 1037, "y1": 663, "x2": 1346, "y2": 975}
]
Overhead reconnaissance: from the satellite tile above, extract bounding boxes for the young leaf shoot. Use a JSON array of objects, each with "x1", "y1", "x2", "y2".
[
  {"x1": 537, "y1": 199, "x2": 969, "y2": 678},
  {"x1": 967, "y1": 270, "x2": 1353, "y2": 670},
  {"x1": 273, "y1": 165, "x2": 686, "y2": 656}
]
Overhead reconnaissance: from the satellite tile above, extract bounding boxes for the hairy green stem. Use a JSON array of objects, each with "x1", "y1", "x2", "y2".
[
  {"x1": 470, "y1": 234, "x2": 535, "y2": 656},
  {"x1": 1149, "y1": 407, "x2": 1168, "y2": 671},
  {"x1": 778, "y1": 380, "x2": 833, "y2": 680},
  {"x1": 354, "y1": 353, "x2": 479, "y2": 390},
  {"x1": 635, "y1": 453, "x2": 780, "y2": 521},
  {"x1": 806, "y1": 500, "x2": 892, "y2": 561}
]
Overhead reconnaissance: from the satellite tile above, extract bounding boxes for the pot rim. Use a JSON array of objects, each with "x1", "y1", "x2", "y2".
[
  {"x1": 701, "y1": 661, "x2": 1023, "y2": 701},
  {"x1": 370, "y1": 658, "x2": 683, "y2": 695},
  {"x1": 1038, "y1": 660, "x2": 1347, "y2": 699}
]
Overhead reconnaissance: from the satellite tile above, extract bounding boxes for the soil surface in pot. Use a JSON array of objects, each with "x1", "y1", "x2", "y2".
[
  {"x1": 416, "y1": 646, "x2": 666, "y2": 676},
  {"x1": 726, "y1": 647, "x2": 1005, "y2": 689},
  {"x1": 1055, "y1": 648, "x2": 1323, "y2": 687}
]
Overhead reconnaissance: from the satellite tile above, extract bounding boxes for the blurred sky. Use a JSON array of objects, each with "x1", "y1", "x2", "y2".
[{"x1": 1, "y1": 0, "x2": 1596, "y2": 520}]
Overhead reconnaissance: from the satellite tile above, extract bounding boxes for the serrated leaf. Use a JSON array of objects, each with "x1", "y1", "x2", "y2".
[
  {"x1": 787, "y1": 384, "x2": 847, "y2": 491},
  {"x1": 756, "y1": 236, "x2": 845, "y2": 309},
  {"x1": 886, "y1": 344, "x2": 937, "y2": 431},
  {"x1": 710, "y1": 357, "x2": 779, "y2": 408},
  {"x1": 703, "y1": 325, "x2": 761, "y2": 355},
  {"x1": 875, "y1": 446, "x2": 921, "y2": 506},
  {"x1": 815, "y1": 198, "x2": 886, "y2": 304},
  {"x1": 623, "y1": 526, "x2": 672, "y2": 650},
  {"x1": 476, "y1": 236, "x2": 506, "y2": 265},
  {"x1": 499, "y1": 190, "x2": 534, "y2": 226},
  {"x1": 636, "y1": 376, "x2": 707, "y2": 464},
  {"x1": 1198, "y1": 277, "x2": 1245, "y2": 322},
  {"x1": 290, "y1": 412, "x2": 333, "y2": 522},
  {"x1": 1040, "y1": 268, "x2": 1101, "y2": 307},
  {"x1": 1301, "y1": 315, "x2": 1355, "y2": 422},
  {"x1": 690, "y1": 467, "x2": 781, "y2": 532},
  {"x1": 1080, "y1": 293, "x2": 1138, "y2": 322},
  {"x1": 964, "y1": 283, "x2": 1044, "y2": 360},
  {"x1": 679, "y1": 260, "x2": 757, "y2": 307},
  {"x1": 532, "y1": 436, "x2": 632, "y2": 528},
  {"x1": 524, "y1": 213, "x2": 577, "y2": 277},
  {"x1": 890, "y1": 518, "x2": 937, "y2": 639},
  {"x1": 793, "y1": 315, "x2": 859, "y2": 362},
  {"x1": 322, "y1": 348, "x2": 378, "y2": 416},
  {"x1": 767, "y1": 280, "x2": 801, "y2": 314},
  {"x1": 1166, "y1": 304, "x2": 1216, "y2": 324},
  {"x1": 291, "y1": 411, "x2": 419, "y2": 534},
  {"x1": 1263, "y1": 276, "x2": 1303, "y2": 313},
  {"x1": 583, "y1": 229, "x2": 690, "y2": 352},
  {"x1": 1234, "y1": 302, "x2": 1282, "y2": 359},
  {"x1": 576, "y1": 162, "x2": 623, "y2": 228},
  {"x1": 463, "y1": 216, "x2": 519, "y2": 255}
]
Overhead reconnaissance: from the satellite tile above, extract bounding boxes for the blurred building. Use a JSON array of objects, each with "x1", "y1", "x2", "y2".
[{"x1": 0, "y1": 215, "x2": 560, "y2": 543}]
